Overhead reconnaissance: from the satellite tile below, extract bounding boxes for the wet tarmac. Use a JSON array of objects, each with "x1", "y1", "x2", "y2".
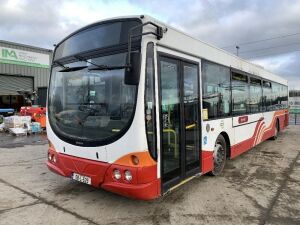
[{"x1": 0, "y1": 132, "x2": 48, "y2": 148}]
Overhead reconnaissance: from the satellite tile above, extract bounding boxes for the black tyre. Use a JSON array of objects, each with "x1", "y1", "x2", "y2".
[
  {"x1": 209, "y1": 135, "x2": 227, "y2": 176},
  {"x1": 271, "y1": 120, "x2": 279, "y2": 140}
]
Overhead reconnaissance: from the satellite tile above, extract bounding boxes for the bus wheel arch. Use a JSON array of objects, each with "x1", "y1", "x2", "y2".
[
  {"x1": 277, "y1": 118, "x2": 280, "y2": 131},
  {"x1": 220, "y1": 132, "x2": 231, "y2": 159},
  {"x1": 272, "y1": 118, "x2": 280, "y2": 140}
]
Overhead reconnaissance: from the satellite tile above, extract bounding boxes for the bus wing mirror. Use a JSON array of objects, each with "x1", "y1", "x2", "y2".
[{"x1": 125, "y1": 52, "x2": 141, "y2": 85}]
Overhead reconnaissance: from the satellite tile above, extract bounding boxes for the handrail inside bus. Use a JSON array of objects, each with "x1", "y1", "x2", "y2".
[{"x1": 163, "y1": 128, "x2": 178, "y2": 158}]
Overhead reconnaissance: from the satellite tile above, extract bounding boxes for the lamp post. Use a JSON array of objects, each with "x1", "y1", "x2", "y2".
[{"x1": 236, "y1": 46, "x2": 240, "y2": 56}]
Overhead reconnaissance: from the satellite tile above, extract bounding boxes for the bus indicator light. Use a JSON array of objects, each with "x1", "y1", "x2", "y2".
[{"x1": 131, "y1": 155, "x2": 139, "y2": 165}]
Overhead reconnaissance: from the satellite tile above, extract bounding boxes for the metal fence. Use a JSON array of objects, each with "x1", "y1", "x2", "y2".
[
  {"x1": 289, "y1": 109, "x2": 300, "y2": 125},
  {"x1": 289, "y1": 113, "x2": 300, "y2": 125}
]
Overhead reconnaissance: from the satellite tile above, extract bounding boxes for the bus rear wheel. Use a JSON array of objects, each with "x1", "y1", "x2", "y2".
[{"x1": 209, "y1": 135, "x2": 227, "y2": 176}]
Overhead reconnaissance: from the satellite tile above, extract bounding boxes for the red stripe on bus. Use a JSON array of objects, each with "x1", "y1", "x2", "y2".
[
  {"x1": 231, "y1": 118, "x2": 264, "y2": 158},
  {"x1": 231, "y1": 110, "x2": 288, "y2": 158}
]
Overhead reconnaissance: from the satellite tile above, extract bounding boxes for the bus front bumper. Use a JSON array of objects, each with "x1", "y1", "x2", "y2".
[{"x1": 47, "y1": 149, "x2": 160, "y2": 200}]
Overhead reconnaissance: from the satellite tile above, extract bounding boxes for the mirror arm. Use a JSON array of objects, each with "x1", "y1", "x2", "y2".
[{"x1": 127, "y1": 21, "x2": 165, "y2": 69}]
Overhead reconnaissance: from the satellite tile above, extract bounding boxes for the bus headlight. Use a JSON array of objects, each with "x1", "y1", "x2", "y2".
[
  {"x1": 113, "y1": 169, "x2": 121, "y2": 180},
  {"x1": 124, "y1": 170, "x2": 132, "y2": 181}
]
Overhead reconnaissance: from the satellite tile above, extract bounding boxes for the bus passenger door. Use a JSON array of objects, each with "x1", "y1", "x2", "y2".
[{"x1": 158, "y1": 54, "x2": 201, "y2": 192}]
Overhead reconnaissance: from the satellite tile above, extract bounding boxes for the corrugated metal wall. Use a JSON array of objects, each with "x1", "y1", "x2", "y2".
[
  {"x1": 0, "y1": 75, "x2": 33, "y2": 95},
  {"x1": 0, "y1": 40, "x2": 53, "y2": 90}
]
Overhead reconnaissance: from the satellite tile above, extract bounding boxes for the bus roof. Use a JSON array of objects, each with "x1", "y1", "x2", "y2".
[
  {"x1": 55, "y1": 15, "x2": 288, "y2": 86},
  {"x1": 141, "y1": 15, "x2": 288, "y2": 86}
]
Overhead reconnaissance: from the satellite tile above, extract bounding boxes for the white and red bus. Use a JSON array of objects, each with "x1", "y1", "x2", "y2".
[{"x1": 47, "y1": 15, "x2": 289, "y2": 200}]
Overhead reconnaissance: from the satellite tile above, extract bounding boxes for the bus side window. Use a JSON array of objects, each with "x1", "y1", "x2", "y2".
[
  {"x1": 231, "y1": 72, "x2": 249, "y2": 115},
  {"x1": 263, "y1": 81, "x2": 272, "y2": 111},
  {"x1": 282, "y1": 85, "x2": 288, "y2": 109},
  {"x1": 202, "y1": 61, "x2": 231, "y2": 119},
  {"x1": 249, "y1": 77, "x2": 262, "y2": 113}
]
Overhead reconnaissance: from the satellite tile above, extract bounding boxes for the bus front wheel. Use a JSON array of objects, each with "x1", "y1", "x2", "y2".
[{"x1": 209, "y1": 135, "x2": 227, "y2": 176}]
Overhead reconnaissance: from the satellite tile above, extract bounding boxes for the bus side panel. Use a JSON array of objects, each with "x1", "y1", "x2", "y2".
[
  {"x1": 231, "y1": 113, "x2": 264, "y2": 158},
  {"x1": 201, "y1": 151, "x2": 213, "y2": 174},
  {"x1": 277, "y1": 109, "x2": 289, "y2": 130},
  {"x1": 231, "y1": 109, "x2": 288, "y2": 159},
  {"x1": 231, "y1": 119, "x2": 264, "y2": 158},
  {"x1": 261, "y1": 109, "x2": 289, "y2": 142},
  {"x1": 198, "y1": 110, "x2": 288, "y2": 172}
]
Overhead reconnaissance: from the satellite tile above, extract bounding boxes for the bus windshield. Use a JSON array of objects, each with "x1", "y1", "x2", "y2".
[{"x1": 48, "y1": 52, "x2": 137, "y2": 145}]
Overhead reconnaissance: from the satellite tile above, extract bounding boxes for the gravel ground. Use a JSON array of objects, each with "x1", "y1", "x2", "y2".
[{"x1": 0, "y1": 126, "x2": 299, "y2": 225}]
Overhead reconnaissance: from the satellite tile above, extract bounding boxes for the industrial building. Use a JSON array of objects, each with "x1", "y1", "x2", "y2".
[{"x1": 0, "y1": 40, "x2": 52, "y2": 111}]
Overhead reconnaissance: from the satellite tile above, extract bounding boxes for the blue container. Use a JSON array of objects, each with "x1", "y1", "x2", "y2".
[{"x1": 31, "y1": 122, "x2": 41, "y2": 133}]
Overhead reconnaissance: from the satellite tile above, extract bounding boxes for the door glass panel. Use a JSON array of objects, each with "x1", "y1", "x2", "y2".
[
  {"x1": 183, "y1": 64, "x2": 200, "y2": 171},
  {"x1": 160, "y1": 59, "x2": 181, "y2": 182}
]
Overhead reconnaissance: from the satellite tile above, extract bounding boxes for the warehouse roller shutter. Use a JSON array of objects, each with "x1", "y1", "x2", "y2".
[{"x1": 0, "y1": 75, "x2": 33, "y2": 95}]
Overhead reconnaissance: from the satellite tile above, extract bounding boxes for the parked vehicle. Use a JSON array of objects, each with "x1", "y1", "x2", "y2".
[
  {"x1": 47, "y1": 15, "x2": 289, "y2": 200},
  {"x1": 0, "y1": 108, "x2": 14, "y2": 116}
]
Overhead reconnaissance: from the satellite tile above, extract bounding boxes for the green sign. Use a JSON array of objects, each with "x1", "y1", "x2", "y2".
[
  {"x1": 0, "y1": 47, "x2": 50, "y2": 68},
  {"x1": 2, "y1": 49, "x2": 18, "y2": 59}
]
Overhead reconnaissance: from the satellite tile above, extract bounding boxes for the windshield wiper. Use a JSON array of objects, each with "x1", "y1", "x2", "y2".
[
  {"x1": 54, "y1": 57, "x2": 88, "y2": 72},
  {"x1": 88, "y1": 65, "x2": 129, "y2": 71},
  {"x1": 58, "y1": 66, "x2": 88, "y2": 72},
  {"x1": 74, "y1": 55, "x2": 128, "y2": 71},
  {"x1": 54, "y1": 61, "x2": 68, "y2": 69}
]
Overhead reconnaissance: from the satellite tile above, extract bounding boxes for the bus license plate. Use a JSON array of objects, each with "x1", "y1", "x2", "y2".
[{"x1": 72, "y1": 173, "x2": 91, "y2": 185}]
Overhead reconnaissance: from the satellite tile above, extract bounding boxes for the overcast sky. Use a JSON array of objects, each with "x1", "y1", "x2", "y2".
[{"x1": 0, "y1": 0, "x2": 299, "y2": 89}]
